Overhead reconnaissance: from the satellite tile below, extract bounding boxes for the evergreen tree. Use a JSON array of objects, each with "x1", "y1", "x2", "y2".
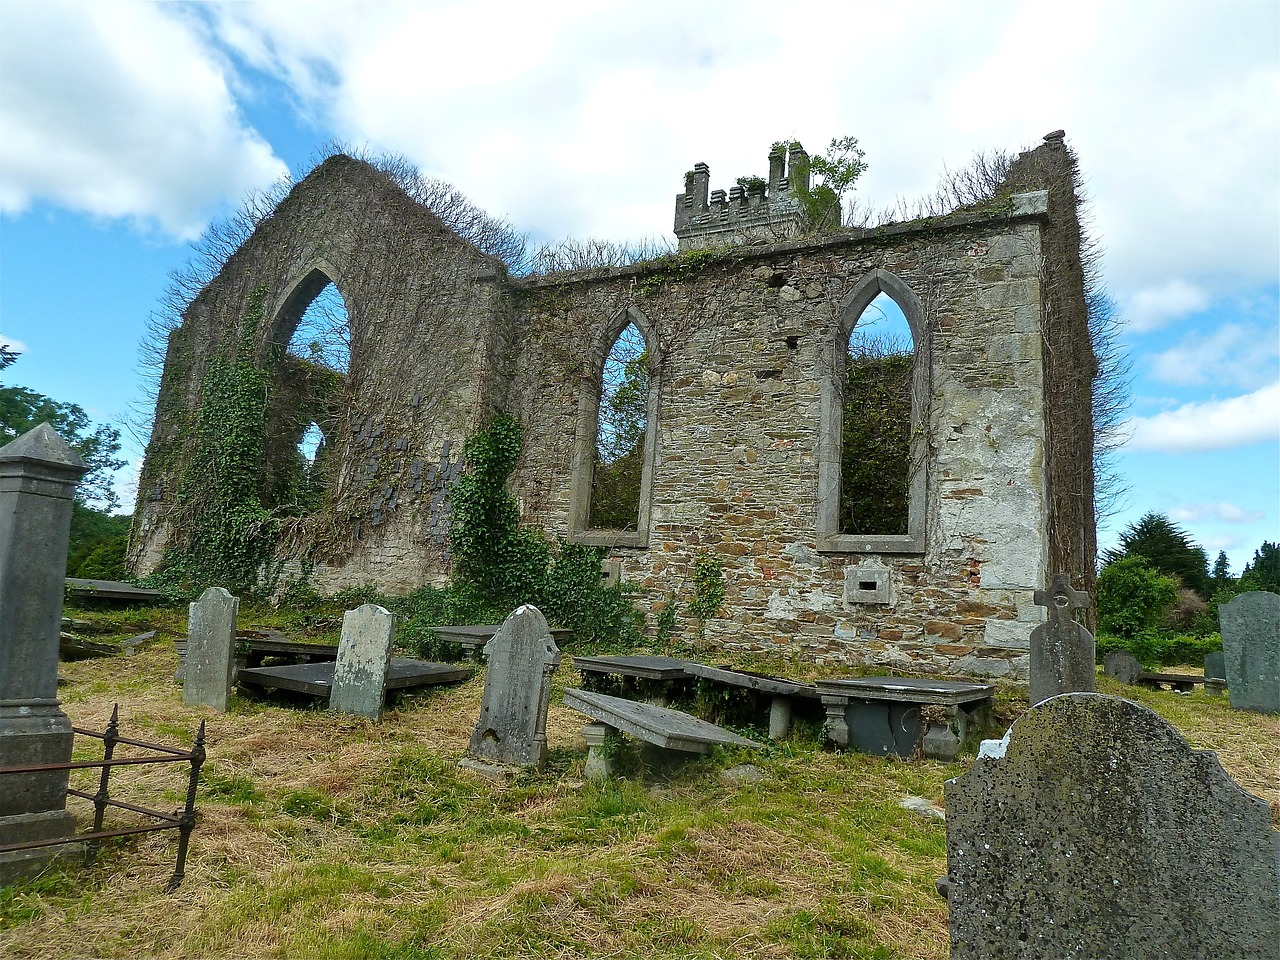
[
  {"x1": 1211, "y1": 550, "x2": 1232, "y2": 588},
  {"x1": 1240, "y1": 541, "x2": 1280, "y2": 594},
  {"x1": 1102, "y1": 512, "x2": 1211, "y2": 599}
]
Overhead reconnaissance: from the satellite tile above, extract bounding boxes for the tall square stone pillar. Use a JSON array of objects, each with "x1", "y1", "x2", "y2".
[{"x1": 0, "y1": 423, "x2": 89, "y2": 883}]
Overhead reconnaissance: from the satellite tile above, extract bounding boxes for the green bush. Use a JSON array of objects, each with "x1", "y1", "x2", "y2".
[
  {"x1": 1097, "y1": 556, "x2": 1178, "y2": 640},
  {"x1": 1096, "y1": 630, "x2": 1222, "y2": 669}
]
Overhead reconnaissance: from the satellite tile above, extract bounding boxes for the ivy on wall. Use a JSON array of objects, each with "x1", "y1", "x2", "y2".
[
  {"x1": 443, "y1": 412, "x2": 644, "y2": 647},
  {"x1": 147, "y1": 285, "x2": 280, "y2": 597}
]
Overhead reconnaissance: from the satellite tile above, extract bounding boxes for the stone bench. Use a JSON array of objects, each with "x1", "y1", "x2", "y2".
[
  {"x1": 562, "y1": 688, "x2": 761, "y2": 778},
  {"x1": 682, "y1": 662, "x2": 820, "y2": 740},
  {"x1": 816, "y1": 677, "x2": 995, "y2": 761}
]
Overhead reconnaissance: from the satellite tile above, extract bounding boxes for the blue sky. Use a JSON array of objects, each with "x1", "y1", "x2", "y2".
[{"x1": 1, "y1": 1, "x2": 1277, "y2": 572}]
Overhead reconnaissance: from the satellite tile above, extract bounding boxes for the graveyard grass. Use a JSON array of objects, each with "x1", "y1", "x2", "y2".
[{"x1": 4, "y1": 606, "x2": 1278, "y2": 960}]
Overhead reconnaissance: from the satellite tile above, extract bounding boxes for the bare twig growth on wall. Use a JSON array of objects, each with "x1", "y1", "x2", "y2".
[
  {"x1": 526, "y1": 236, "x2": 676, "y2": 275},
  {"x1": 851, "y1": 149, "x2": 1017, "y2": 227},
  {"x1": 1080, "y1": 206, "x2": 1132, "y2": 524}
]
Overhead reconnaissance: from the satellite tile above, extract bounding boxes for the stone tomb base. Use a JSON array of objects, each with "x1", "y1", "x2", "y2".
[
  {"x1": 817, "y1": 678, "x2": 994, "y2": 761},
  {"x1": 0, "y1": 705, "x2": 80, "y2": 884}
]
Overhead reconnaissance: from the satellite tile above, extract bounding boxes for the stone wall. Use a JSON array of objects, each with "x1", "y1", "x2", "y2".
[{"x1": 132, "y1": 136, "x2": 1097, "y2": 680}]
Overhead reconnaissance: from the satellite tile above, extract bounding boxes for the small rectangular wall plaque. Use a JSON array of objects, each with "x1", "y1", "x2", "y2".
[{"x1": 844, "y1": 566, "x2": 891, "y2": 605}]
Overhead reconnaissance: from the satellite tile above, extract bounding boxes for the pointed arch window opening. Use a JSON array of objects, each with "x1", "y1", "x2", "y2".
[
  {"x1": 818, "y1": 271, "x2": 928, "y2": 554},
  {"x1": 261, "y1": 274, "x2": 352, "y2": 515},
  {"x1": 286, "y1": 281, "x2": 351, "y2": 374},
  {"x1": 589, "y1": 322, "x2": 650, "y2": 531},
  {"x1": 570, "y1": 307, "x2": 660, "y2": 549},
  {"x1": 841, "y1": 292, "x2": 915, "y2": 537}
]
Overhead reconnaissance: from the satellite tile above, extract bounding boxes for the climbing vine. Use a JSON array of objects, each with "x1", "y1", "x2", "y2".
[
  {"x1": 443, "y1": 413, "x2": 644, "y2": 646},
  {"x1": 687, "y1": 551, "x2": 725, "y2": 645},
  {"x1": 146, "y1": 285, "x2": 280, "y2": 598}
]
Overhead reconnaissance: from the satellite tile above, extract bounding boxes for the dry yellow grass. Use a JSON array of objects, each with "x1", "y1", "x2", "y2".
[{"x1": 2, "y1": 635, "x2": 1275, "y2": 960}]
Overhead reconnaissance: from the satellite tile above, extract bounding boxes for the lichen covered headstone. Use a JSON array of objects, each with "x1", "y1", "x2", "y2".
[
  {"x1": 1220, "y1": 590, "x2": 1280, "y2": 714},
  {"x1": 944, "y1": 693, "x2": 1280, "y2": 960},
  {"x1": 330, "y1": 604, "x2": 395, "y2": 719},
  {"x1": 463, "y1": 604, "x2": 561, "y2": 772},
  {"x1": 1028, "y1": 573, "x2": 1094, "y2": 705},
  {"x1": 182, "y1": 587, "x2": 239, "y2": 711}
]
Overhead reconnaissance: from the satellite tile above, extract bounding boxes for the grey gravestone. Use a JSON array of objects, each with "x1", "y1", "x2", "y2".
[
  {"x1": 1204, "y1": 649, "x2": 1227, "y2": 697},
  {"x1": 329, "y1": 604, "x2": 394, "y2": 719},
  {"x1": 463, "y1": 605, "x2": 561, "y2": 772},
  {"x1": 183, "y1": 587, "x2": 239, "y2": 711},
  {"x1": 1103, "y1": 648, "x2": 1144, "y2": 685},
  {"x1": 0, "y1": 424, "x2": 89, "y2": 884},
  {"x1": 1220, "y1": 591, "x2": 1280, "y2": 714},
  {"x1": 945, "y1": 693, "x2": 1280, "y2": 960},
  {"x1": 1029, "y1": 573, "x2": 1095, "y2": 705}
]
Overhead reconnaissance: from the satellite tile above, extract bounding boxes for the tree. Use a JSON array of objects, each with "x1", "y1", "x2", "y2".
[
  {"x1": 1102, "y1": 512, "x2": 1211, "y2": 600},
  {"x1": 1, "y1": 345, "x2": 130, "y2": 577},
  {"x1": 840, "y1": 337, "x2": 912, "y2": 535},
  {"x1": 774, "y1": 136, "x2": 868, "y2": 231},
  {"x1": 0, "y1": 351, "x2": 125, "y2": 512},
  {"x1": 1211, "y1": 550, "x2": 1232, "y2": 587},
  {"x1": 1240, "y1": 541, "x2": 1280, "y2": 594}
]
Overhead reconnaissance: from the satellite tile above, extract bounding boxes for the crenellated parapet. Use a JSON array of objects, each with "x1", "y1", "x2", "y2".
[{"x1": 673, "y1": 143, "x2": 812, "y2": 250}]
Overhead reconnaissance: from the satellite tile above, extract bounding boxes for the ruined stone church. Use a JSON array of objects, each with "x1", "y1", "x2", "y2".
[{"x1": 131, "y1": 132, "x2": 1097, "y2": 680}]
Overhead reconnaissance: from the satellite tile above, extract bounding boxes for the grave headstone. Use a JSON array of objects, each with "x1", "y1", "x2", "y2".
[
  {"x1": 0, "y1": 424, "x2": 89, "y2": 883},
  {"x1": 329, "y1": 604, "x2": 395, "y2": 719},
  {"x1": 944, "y1": 693, "x2": 1280, "y2": 960},
  {"x1": 1204, "y1": 649, "x2": 1227, "y2": 697},
  {"x1": 463, "y1": 605, "x2": 561, "y2": 773},
  {"x1": 1219, "y1": 591, "x2": 1280, "y2": 714},
  {"x1": 182, "y1": 587, "x2": 239, "y2": 711},
  {"x1": 1103, "y1": 648, "x2": 1144, "y2": 685},
  {"x1": 1028, "y1": 573, "x2": 1095, "y2": 705}
]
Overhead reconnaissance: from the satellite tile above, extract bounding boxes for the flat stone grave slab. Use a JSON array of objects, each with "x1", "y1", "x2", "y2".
[
  {"x1": 573, "y1": 654, "x2": 697, "y2": 706},
  {"x1": 1104, "y1": 649, "x2": 1204, "y2": 692},
  {"x1": 683, "y1": 663, "x2": 820, "y2": 740},
  {"x1": 237, "y1": 630, "x2": 339, "y2": 667},
  {"x1": 431, "y1": 624, "x2": 571, "y2": 661},
  {"x1": 65, "y1": 578, "x2": 162, "y2": 603},
  {"x1": 683, "y1": 663, "x2": 820, "y2": 699},
  {"x1": 58, "y1": 633, "x2": 118, "y2": 660},
  {"x1": 563, "y1": 688, "x2": 762, "y2": 754},
  {"x1": 237, "y1": 659, "x2": 470, "y2": 699},
  {"x1": 816, "y1": 677, "x2": 995, "y2": 760}
]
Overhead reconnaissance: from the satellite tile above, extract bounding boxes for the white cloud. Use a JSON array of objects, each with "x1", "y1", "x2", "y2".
[
  {"x1": 1124, "y1": 382, "x2": 1280, "y2": 452},
  {"x1": 1122, "y1": 280, "x2": 1210, "y2": 333},
  {"x1": 0, "y1": 333, "x2": 28, "y2": 355},
  {"x1": 189, "y1": 1, "x2": 1280, "y2": 300},
  {"x1": 0, "y1": 2, "x2": 287, "y2": 238},
  {"x1": 1168, "y1": 502, "x2": 1265, "y2": 525},
  {"x1": 1148, "y1": 321, "x2": 1280, "y2": 388}
]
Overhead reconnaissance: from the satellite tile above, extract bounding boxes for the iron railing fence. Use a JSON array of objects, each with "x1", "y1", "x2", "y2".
[{"x1": 0, "y1": 705, "x2": 205, "y2": 891}]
